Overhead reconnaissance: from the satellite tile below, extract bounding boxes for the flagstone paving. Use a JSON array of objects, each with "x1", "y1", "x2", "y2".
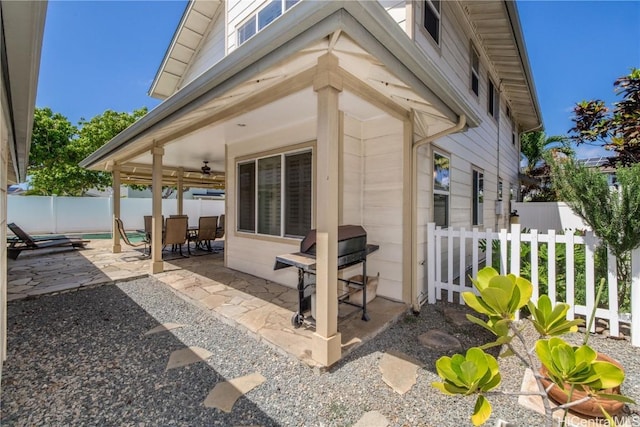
[
  {"x1": 204, "y1": 372, "x2": 267, "y2": 412},
  {"x1": 7, "y1": 239, "x2": 407, "y2": 367}
]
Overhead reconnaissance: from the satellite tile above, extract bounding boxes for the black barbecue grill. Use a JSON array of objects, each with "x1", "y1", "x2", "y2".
[{"x1": 274, "y1": 225, "x2": 379, "y2": 328}]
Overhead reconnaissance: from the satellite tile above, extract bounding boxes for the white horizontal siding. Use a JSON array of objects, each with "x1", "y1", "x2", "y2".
[{"x1": 362, "y1": 116, "x2": 404, "y2": 301}]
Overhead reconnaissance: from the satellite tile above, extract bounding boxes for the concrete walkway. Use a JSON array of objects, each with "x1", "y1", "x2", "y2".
[{"x1": 7, "y1": 239, "x2": 407, "y2": 367}]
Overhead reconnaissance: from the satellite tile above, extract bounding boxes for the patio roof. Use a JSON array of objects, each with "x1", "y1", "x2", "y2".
[{"x1": 80, "y1": 1, "x2": 484, "y2": 180}]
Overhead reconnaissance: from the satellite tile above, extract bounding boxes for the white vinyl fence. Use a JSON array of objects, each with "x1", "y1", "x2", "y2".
[
  {"x1": 425, "y1": 223, "x2": 640, "y2": 347},
  {"x1": 7, "y1": 196, "x2": 225, "y2": 234}
]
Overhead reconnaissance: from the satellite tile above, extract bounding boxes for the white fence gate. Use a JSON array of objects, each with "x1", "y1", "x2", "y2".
[{"x1": 425, "y1": 223, "x2": 640, "y2": 347}]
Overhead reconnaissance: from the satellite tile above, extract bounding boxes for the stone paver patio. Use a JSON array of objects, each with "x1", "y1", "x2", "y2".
[{"x1": 6, "y1": 239, "x2": 407, "y2": 367}]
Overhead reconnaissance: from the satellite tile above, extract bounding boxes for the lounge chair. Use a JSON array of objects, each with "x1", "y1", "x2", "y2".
[
  {"x1": 115, "y1": 218, "x2": 149, "y2": 255},
  {"x1": 6, "y1": 223, "x2": 87, "y2": 260}
]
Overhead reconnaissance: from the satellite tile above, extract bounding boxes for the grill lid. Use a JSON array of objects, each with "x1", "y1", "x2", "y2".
[{"x1": 300, "y1": 225, "x2": 366, "y2": 254}]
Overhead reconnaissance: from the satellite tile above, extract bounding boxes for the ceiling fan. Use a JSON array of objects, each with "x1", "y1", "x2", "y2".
[{"x1": 201, "y1": 161, "x2": 211, "y2": 175}]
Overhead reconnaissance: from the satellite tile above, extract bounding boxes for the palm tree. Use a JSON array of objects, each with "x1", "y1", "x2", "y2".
[{"x1": 520, "y1": 131, "x2": 574, "y2": 201}]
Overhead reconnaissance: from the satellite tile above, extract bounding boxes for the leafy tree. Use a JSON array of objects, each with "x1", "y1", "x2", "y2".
[
  {"x1": 570, "y1": 68, "x2": 640, "y2": 165},
  {"x1": 520, "y1": 131, "x2": 573, "y2": 201},
  {"x1": 28, "y1": 107, "x2": 147, "y2": 196},
  {"x1": 551, "y1": 158, "x2": 640, "y2": 307}
]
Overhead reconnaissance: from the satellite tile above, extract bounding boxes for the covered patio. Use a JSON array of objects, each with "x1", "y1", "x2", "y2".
[{"x1": 79, "y1": 2, "x2": 479, "y2": 366}]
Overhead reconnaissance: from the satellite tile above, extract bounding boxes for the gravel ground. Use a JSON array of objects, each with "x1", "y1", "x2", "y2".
[{"x1": 2, "y1": 277, "x2": 639, "y2": 427}]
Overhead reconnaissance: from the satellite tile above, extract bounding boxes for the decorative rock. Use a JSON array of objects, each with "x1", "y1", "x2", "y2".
[
  {"x1": 443, "y1": 307, "x2": 471, "y2": 327},
  {"x1": 379, "y1": 350, "x2": 423, "y2": 395},
  {"x1": 144, "y1": 323, "x2": 187, "y2": 335},
  {"x1": 418, "y1": 329, "x2": 462, "y2": 351},
  {"x1": 165, "y1": 346, "x2": 213, "y2": 371},
  {"x1": 353, "y1": 410, "x2": 389, "y2": 427},
  {"x1": 204, "y1": 372, "x2": 266, "y2": 412}
]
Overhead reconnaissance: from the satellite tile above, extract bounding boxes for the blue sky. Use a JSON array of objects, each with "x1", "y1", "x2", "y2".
[{"x1": 36, "y1": 1, "x2": 640, "y2": 159}]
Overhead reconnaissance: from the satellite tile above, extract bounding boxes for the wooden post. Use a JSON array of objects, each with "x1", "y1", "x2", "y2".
[
  {"x1": 112, "y1": 164, "x2": 121, "y2": 253},
  {"x1": 151, "y1": 146, "x2": 164, "y2": 274},
  {"x1": 312, "y1": 54, "x2": 342, "y2": 367}
]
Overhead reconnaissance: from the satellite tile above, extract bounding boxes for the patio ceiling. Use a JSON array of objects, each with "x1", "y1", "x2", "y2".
[{"x1": 82, "y1": 2, "x2": 485, "y2": 187}]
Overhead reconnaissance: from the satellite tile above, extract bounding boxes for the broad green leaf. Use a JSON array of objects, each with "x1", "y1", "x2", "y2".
[
  {"x1": 459, "y1": 361, "x2": 479, "y2": 386},
  {"x1": 463, "y1": 293, "x2": 494, "y2": 316},
  {"x1": 589, "y1": 361, "x2": 625, "y2": 389},
  {"x1": 466, "y1": 314, "x2": 496, "y2": 335},
  {"x1": 514, "y1": 276, "x2": 533, "y2": 308},
  {"x1": 473, "y1": 267, "x2": 498, "y2": 291},
  {"x1": 480, "y1": 287, "x2": 510, "y2": 315},
  {"x1": 552, "y1": 343, "x2": 576, "y2": 374},
  {"x1": 471, "y1": 395, "x2": 492, "y2": 426}
]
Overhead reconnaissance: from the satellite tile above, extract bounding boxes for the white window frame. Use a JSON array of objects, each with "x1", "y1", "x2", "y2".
[
  {"x1": 433, "y1": 150, "x2": 450, "y2": 228},
  {"x1": 423, "y1": 0, "x2": 441, "y2": 45},
  {"x1": 470, "y1": 45, "x2": 480, "y2": 97},
  {"x1": 488, "y1": 78, "x2": 499, "y2": 121},
  {"x1": 236, "y1": 148, "x2": 312, "y2": 239},
  {"x1": 236, "y1": 0, "x2": 299, "y2": 46},
  {"x1": 472, "y1": 168, "x2": 484, "y2": 226}
]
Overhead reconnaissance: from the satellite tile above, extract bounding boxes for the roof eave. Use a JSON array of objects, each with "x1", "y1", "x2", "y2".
[
  {"x1": 504, "y1": 0, "x2": 543, "y2": 130},
  {"x1": 1, "y1": 0, "x2": 48, "y2": 183}
]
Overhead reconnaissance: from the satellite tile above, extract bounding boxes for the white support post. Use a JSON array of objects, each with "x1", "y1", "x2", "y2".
[
  {"x1": 311, "y1": 54, "x2": 342, "y2": 367},
  {"x1": 112, "y1": 165, "x2": 121, "y2": 253},
  {"x1": 150, "y1": 146, "x2": 164, "y2": 274},
  {"x1": 177, "y1": 167, "x2": 184, "y2": 216}
]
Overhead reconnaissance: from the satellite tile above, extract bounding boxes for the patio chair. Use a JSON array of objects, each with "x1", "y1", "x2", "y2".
[
  {"x1": 6, "y1": 222, "x2": 87, "y2": 260},
  {"x1": 194, "y1": 216, "x2": 218, "y2": 251},
  {"x1": 114, "y1": 218, "x2": 149, "y2": 256},
  {"x1": 216, "y1": 214, "x2": 225, "y2": 239},
  {"x1": 143, "y1": 215, "x2": 164, "y2": 244},
  {"x1": 163, "y1": 216, "x2": 189, "y2": 257}
]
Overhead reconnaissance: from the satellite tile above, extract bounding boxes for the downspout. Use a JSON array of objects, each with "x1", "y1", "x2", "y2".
[{"x1": 410, "y1": 114, "x2": 467, "y2": 312}]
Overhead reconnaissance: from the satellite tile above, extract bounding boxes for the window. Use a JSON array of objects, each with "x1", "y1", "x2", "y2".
[
  {"x1": 237, "y1": 16, "x2": 256, "y2": 45},
  {"x1": 424, "y1": 0, "x2": 441, "y2": 44},
  {"x1": 472, "y1": 169, "x2": 484, "y2": 226},
  {"x1": 433, "y1": 152, "x2": 450, "y2": 227},
  {"x1": 237, "y1": 0, "x2": 299, "y2": 46},
  {"x1": 237, "y1": 150, "x2": 312, "y2": 238},
  {"x1": 470, "y1": 46, "x2": 479, "y2": 96},
  {"x1": 488, "y1": 79, "x2": 499, "y2": 120},
  {"x1": 512, "y1": 123, "x2": 517, "y2": 146}
]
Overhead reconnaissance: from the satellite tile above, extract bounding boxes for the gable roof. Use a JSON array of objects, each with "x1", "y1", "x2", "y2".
[{"x1": 149, "y1": 0, "x2": 222, "y2": 100}]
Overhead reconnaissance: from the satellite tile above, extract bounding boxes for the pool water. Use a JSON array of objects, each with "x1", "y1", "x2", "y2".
[{"x1": 81, "y1": 232, "x2": 146, "y2": 243}]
